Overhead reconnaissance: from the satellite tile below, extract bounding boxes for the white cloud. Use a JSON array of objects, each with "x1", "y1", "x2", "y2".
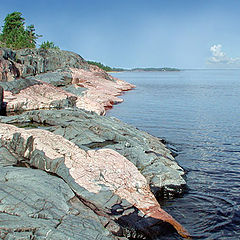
[{"x1": 208, "y1": 44, "x2": 240, "y2": 65}]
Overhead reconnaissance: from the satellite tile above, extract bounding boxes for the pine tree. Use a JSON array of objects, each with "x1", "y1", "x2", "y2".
[{"x1": 0, "y1": 12, "x2": 41, "y2": 49}]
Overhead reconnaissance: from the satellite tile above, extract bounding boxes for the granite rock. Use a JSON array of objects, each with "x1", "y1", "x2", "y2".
[
  {"x1": 0, "y1": 78, "x2": 77, "y2": 112},
  {"x1": 0, "y1": 123, "x2": 189, "y2": 239},
  {"x1": 71, "y1": 67, "x2": 135, "y2": 115},
  {"x1": 0, "y1": 48, "x2": 21, "y2": 81},
  {"x1": 15, "y1": 48, "x2": 88, "y2": 77},
  {"x1": 0, "y1": 166, "x2": 120, "y2": 240},
  {"x1": 0, "y1": 47, "x2": 189, "y2": 239},
  {"x1": 0, "y1": 109, "x2": 186, "y2": 198},
  {"x1": 0, "y1": 47, "x2": 134, "y2": 115}
]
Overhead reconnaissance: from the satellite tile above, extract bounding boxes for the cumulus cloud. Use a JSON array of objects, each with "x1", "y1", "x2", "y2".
[{"x1": 208, "y1": 44, "x2": 240, "y2": 65}]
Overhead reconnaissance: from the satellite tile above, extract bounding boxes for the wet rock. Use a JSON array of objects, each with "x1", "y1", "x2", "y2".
[{"x1": 0, "y1": 123, "x2": 189, "y2": 238}]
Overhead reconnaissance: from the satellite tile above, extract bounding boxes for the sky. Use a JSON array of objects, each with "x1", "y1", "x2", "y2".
[{"x1": 1, "y1": 0, "x2": 240, "y2": 69}]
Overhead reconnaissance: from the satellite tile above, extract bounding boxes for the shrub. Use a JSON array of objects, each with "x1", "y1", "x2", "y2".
[{"x1": 40, "y1": 41, "x2": 60, "y2": 50}]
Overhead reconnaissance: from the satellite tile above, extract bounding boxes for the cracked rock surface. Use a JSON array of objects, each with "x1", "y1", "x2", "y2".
[
  {"x1": 0, "y1": 166, "x2": 120, "y2": 240},
  {"x1": 0, "y1": 117, "x2": 189, "y2": 239},
  {"x1": 0, "y1": 109, "x2": 186, "y2": 198}
]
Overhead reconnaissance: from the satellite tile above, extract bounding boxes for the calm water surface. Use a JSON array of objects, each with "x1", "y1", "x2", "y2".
[{"x1": 107, "y1": 70, "x2": 240, "y2": 240}]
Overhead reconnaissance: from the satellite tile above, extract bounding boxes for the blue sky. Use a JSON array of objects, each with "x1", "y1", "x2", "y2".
[{"x1": 1, "y1": 0, "x2": 240, "y2": 69}]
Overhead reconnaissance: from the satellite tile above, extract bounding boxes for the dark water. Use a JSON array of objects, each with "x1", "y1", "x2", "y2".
[{"x1": 107, "y1": 70, "x2": 240, "y2": 240}]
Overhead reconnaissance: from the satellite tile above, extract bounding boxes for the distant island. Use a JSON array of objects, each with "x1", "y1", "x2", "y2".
[
  {"x1": 130, "y1": 67, "x2": 180, "y2": 72},
  {"x1": 87, "y1": 61, "x2": 180, "y2": 72}
]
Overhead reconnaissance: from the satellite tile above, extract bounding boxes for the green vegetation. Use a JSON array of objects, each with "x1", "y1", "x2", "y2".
[
  {"x1": 87, "y1": 61, "x2": 113, "y2": 71},
  {"x1": 40, "y1": 41, "x2": 60, "y2": 50},
  {"x1": 0, "y1": 11, "x2": 59, "y2": 50},
  {"x1": 87, "y1": 60, "x2": 126, "y2": 72},
  {"x1": 0, "y1": 12, "x2": 41, "y2": 49}
]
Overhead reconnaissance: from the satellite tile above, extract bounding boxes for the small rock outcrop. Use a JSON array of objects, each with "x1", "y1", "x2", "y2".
[{"x1": 0, "y1": 47, "x2": 87, "y2": 81}]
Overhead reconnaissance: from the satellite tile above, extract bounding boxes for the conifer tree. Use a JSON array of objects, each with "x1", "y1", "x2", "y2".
[{"x1": 0, "y1": 12, "x2": 40, "y2": 49}]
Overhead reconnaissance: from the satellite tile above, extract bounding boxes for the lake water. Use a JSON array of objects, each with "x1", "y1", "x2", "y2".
[{"x1": 107, "y1": 70, "x2": 240, "y2": 240}]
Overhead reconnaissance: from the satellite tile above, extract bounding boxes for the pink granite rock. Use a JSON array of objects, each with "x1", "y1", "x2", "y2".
[
  {"x1": 3, "y1": 80, "x2": 76, "y2": 112},
  {"x1": 1, "y1": 47, "x2": 135, "y2": 115},
  {"x1": 0, "y1": 123, "x2": 189, "y2": 238},
  {"x1": 71, "y1": 66, "x2": 135, "y2": 115}
]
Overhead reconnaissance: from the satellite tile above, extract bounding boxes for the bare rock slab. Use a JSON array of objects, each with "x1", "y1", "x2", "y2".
[
  {"x1": 0, "y1": 121, "x2": 189, "y2": 239},
  {"x1": 0, "y1": 167, "x2": 117, "y2": 240},
  {"x1": 0, "y1": 109, "x2": 186, "y2": 198}
]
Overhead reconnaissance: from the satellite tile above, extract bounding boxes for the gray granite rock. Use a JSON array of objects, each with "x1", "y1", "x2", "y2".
[
  {"x1": 0, "y1": 78, "x2": 42, "y2": 94},
  {"x1": 15, "y1": 48, "x2": 89, "y2": 77},
  {"x1": 0, "y1": 166, "x2": 122, "y2": 240},
  {"x1": 33, "y1": 70, "x2": 73, "y2": 87},
  {"x1": 0, "y1": 47, "x2": 16, "y2": 61},
  {"x1": 0, "y1": 48, "x2": 21, "y2": 81},
  {"x1": 0, "y1": 108, "x2": 186, "y2": 198},
  {"x1": 0, "y1": 47, "x2": 89, "y2": 82},
  {"x1": 0, "y1": 114, "x2": 190, "y2": 239},
  {"x1": 33, "y1": 70, "x2": 87, "y2": 96}
]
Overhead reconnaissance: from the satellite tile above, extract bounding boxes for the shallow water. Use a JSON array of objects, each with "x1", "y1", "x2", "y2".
[{"x1": 107, "y1": 70, "x2": 240, "y2": 240}]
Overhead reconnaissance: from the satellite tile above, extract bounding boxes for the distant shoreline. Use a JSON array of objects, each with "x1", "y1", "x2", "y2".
[
  {"x1": 87, "y1": 61, "x2": 180, "y2": 72},
  {"x1": 108, "y1": 67, "x2": 181, "y2": 72}
]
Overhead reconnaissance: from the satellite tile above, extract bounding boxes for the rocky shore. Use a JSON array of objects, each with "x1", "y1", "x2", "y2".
[{"x1": 0, "y1": 47, "x2": 189, "y2": 239}]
